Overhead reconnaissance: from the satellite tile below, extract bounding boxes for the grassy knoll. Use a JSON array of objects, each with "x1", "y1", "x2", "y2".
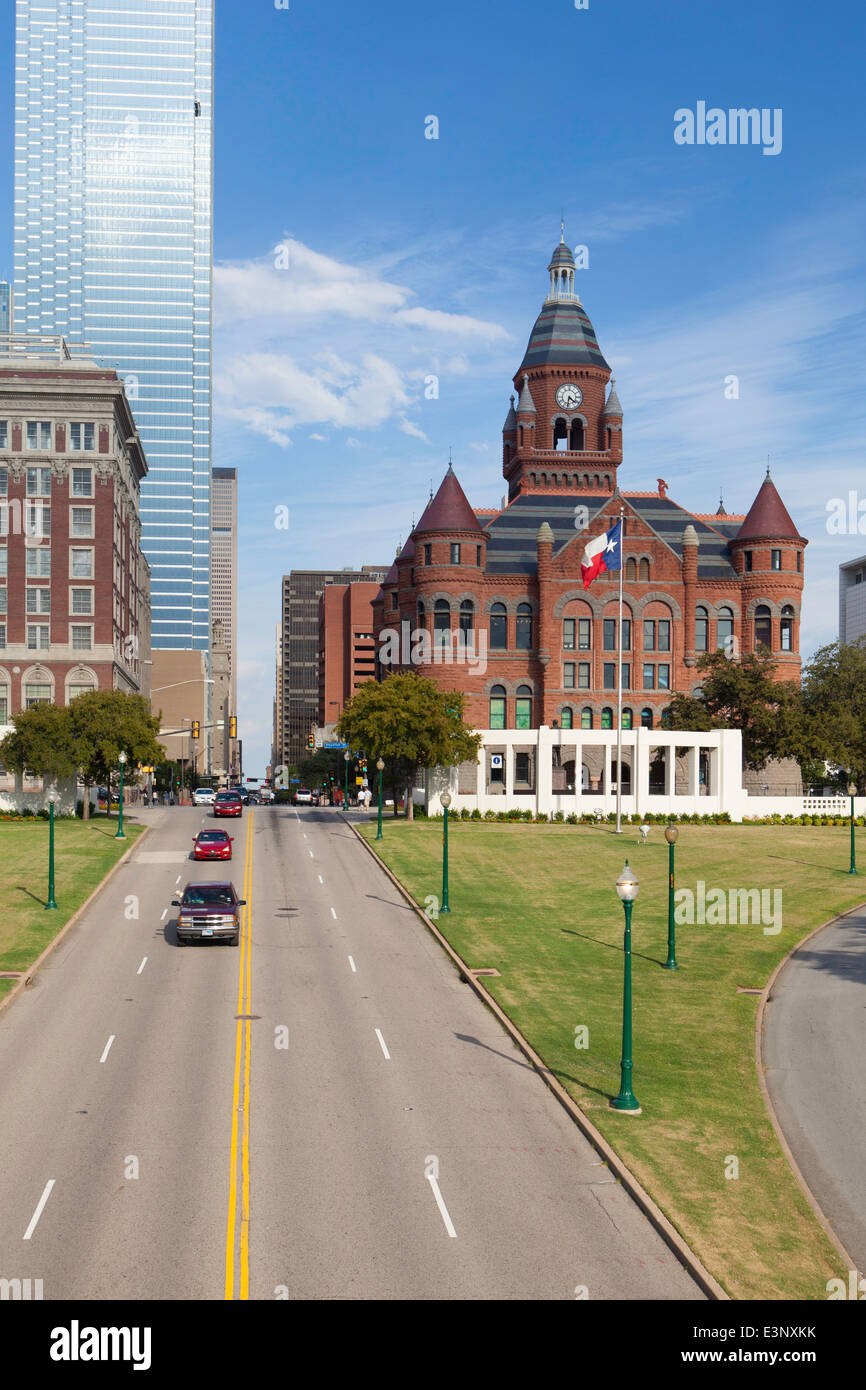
[
  {"x1": 0, "y1": 816, "x2": 144, "y2": 1000},
  {"x1": 360, "y1": 819, "x2": 865, "y2": 1300}
]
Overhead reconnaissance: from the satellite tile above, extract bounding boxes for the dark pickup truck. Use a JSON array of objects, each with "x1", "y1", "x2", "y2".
[{"x1": 172, "y1": 881, "x2": 246, "y2": 946}]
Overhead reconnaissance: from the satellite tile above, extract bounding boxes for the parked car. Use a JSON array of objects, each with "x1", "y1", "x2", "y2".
[
  {"x1": 191, "y1": 829, "x2": 233, "y2": 861},
  {"x1": 172, "y1": 880, "x2": 245, "y2": 946},
  {"x1": 293, "y1": 787, "x2": 313, "y2": 805},
  {"x1": 193, "y1": 787, "x2": 216, "y2": 806},
  {"x1": 213, "y1": 790, "x2": 243, "y2": 818}
]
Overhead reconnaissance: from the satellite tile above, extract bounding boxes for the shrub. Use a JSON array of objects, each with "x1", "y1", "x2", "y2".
[
  {"x1": 566, "y1": 812, "x2": 578, "y2": 824},
  {"x1": 483, "y1": 809, "x2": 496, "y2": 820},
  {"x1": 553, "y1": 810, "x2": 564, "y2": 822},
  {"x1": 470, "y1": 807, "x2": 481, "y2": 820}
]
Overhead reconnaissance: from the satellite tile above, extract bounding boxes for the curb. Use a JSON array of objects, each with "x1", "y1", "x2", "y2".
[
  {"x1": 341, "y1": 812, "x2": 728, "y2": 1302},
  {"x1": 0, "y1": 819, "x2": 152, "y2": 1019},
  {"x1": 755, "y1": 900, "x2": 866, "y2": 1277}
]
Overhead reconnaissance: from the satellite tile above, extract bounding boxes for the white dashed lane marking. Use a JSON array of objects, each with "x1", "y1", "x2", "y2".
[
  {"x1": 348, "y1": 955, "x2": 356, "y2": 972},
  {"x1": 137, "y1": 957, "x2": 147, "y2": 975},
  {"x1": 99, "y1": 1036, "x2": 115, "y2": 1064},
  {"x1": 23, "y1": 1180, "x2": 55, "y2": 1241},
  {"x1": 375, "y1": 1029, "x2": 390, "y2": 1060}
]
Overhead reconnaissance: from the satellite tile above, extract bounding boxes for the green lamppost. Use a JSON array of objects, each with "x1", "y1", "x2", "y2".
[
  {"x1": 376, "y1": 757, "x2": 385, "y2": 840},
  {"x1": 344, "y1": 750, "x2": 350, "y2": 810},
  {"x1": 612, "y1": 861, "x2": 641, "y2": 1114},
  {"x1": 663, "y1": 823, "x2": 679, "y2": 970},
  {"x1": 440, "y1": 790, "x2": 452, "y2": 913},
  {"x1": 45, "y1": 788, "x2": 59, "y2": 911},
  {"x1": 115, "y1": 750, "x2": 127, "y2": 840},
  {"x1": 848, "y1": 781, "x2": 858, "y2": 875}
]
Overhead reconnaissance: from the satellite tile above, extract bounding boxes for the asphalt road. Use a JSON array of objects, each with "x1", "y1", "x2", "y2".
[
  {"x1": 0, "y1": 803, "x2": 702, "y2": 1300},
  {"x1": 763, "y1": 904, "x2": 866, "y2": 1273}
]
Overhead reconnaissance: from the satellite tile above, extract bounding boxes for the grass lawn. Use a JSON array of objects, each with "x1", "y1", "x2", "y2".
[
  {"x1": 0, "y1": 815, "x2": 144, "y2": 1001},
  {"x1": 360, "y1": 819, "x2": 865, "y2": 1300}
]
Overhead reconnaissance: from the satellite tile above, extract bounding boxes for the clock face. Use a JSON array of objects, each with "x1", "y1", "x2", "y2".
[{"x1": 555, "y1": 382, "x2": 583, "y2": 409}]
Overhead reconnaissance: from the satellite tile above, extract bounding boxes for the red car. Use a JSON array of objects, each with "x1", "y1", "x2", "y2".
[
  {"x1": 192, "y1": 829, "x2": 233, "y2": 861},
  {"x1": 213, "y1": 791, "x2": 243, "y2": 818}
]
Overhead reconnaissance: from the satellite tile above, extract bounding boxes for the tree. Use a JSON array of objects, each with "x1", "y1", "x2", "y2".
[
  {"x1": 336, "y1": 672, "x2": 481, "y2": 820},
  {"x1": 0, "y1": 703, "x2": 80, "y2": 785},
  {"x1": 800, "y1": 638, "x2": 866, "y2": 790},
  {"x1": 68, "y1": 691, "x2": 164, "y2": 817},
  {"x1": 661, "y1": 650, "x2": 804, "y2": 770}
]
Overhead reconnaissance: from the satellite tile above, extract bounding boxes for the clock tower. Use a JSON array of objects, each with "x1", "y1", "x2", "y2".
[{"x1": 502, "y1": 234, "x2": 622, "y2": 500}]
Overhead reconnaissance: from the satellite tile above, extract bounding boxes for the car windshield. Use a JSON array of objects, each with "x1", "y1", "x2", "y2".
[
  {"x1": 197, "y1": 832, "x2": 228, "y2": 843},
  {"x1": 182, "y1": 885, "x2": 235, "y2": 906},
  {"x1": 215, "y1": 793, "x2": 239, "y2": 801}
]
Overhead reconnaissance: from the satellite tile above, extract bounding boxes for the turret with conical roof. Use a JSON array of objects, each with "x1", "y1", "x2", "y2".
[{"x1": 729, "y1": 471, "x2": 806, "y2": 673}]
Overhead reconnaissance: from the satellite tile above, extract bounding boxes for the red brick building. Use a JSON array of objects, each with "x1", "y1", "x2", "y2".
[
  {"x1": 372, "y1": 238, "x2": 806, "y2": 733},
  {"x1": 318, "y1": 581, "x2": 380, "y2": 726},
  {"x1": 0, "y1": 341, "x2": 150, "y2": 725}
]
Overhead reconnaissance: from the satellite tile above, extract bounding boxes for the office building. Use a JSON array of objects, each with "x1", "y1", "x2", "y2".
[
  {"x1": 0, "y1": 284, "x2": 12, "y2": 335},
  {"x1": 318, "y1": 582, "x2": 380, "y2": 727},
  {"x1": 839, "y1": 555, "x2": 866, "y2": 644},
  {"x1": 13, "y1": 0, "x2": 214, "y2": 651},
  {"x1": 211, "y1": 467, "x2": 237, "y2": 716}
]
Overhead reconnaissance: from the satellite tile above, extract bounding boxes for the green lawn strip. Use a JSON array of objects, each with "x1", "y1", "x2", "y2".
[
  {"x1": 0, "y1": 818, "x2": 144, "y2": 976},
  {"x1": 360, "y1": 821, "x2": 863, "y2": 1300}
]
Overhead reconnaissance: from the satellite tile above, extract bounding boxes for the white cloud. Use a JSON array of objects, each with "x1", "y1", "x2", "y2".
[
  {"x1": 399, "y1": 417, "x2": 429, "y2": 441},
  {"x1": 393, "y1": 305, "x2": 510, "y2": 341}
]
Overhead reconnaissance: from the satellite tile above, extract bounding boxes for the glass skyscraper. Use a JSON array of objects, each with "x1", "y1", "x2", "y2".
[{"x1": 13, "y1": 0, "x2": 214, "y2": 650}]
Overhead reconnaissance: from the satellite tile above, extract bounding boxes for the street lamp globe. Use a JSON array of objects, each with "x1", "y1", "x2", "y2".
[
  {"x1": 441, "y1": 791, "x2": 452, "y2": 809},
  {"x1": 664, "y1": 823, "x2": 678, "y2": 845},
  {"x1": 118, "y1": 750, "x2": 127, "y2": 766},
  {"x1": 616, "y1": 861, "x2": 639, "y2": 902},
  {"x1": 344, "y1": 751, "x2": 350, "y2": 763},
  {"x1": 376, "y1": 757, "x2": 385, "y2": 771},
  {"x1": 848, "y1": 782, "x2": 857, "y2": 797}
]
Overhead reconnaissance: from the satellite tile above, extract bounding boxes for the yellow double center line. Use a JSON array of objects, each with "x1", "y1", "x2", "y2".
[{"x1": 224, "y1": 808, "x2": 254, "y2": 1299}]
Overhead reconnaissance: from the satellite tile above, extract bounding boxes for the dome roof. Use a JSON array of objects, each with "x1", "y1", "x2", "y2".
[
  {"x1": 548, "y1": 241, "x2": 575, "y2": 270},
  {"x1": 737, "y1": 475, "x2": 802, "y2": 542},
  {"x1": 520, "y1": 300, "x2": 610, "y2": 371}
]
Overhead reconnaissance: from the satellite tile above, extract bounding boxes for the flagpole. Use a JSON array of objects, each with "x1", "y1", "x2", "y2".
[{"x1": 615, "y1": 506, "x2": 625, "y2": 834}]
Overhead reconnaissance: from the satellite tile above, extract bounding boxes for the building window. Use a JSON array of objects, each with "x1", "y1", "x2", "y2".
[
  {"x1": 641, "y1": 707, "x2": 653, "y2": 728},
  {"x1": 71, "y1": 548, "x2": 93, "y2": 579},
  {"x1": 25, "y1": 683, "x2": 52, "y2": 707},
  {"x1": 717, "y1": 607, "x2": 733, "y2": 649},
  {"x1": 72, "y1": 467, "x2": 93, "y2": 497},
  {"x1": 695, "y1": 605, "x2": 708, "y2": 652},
  {"x1": 459, "y1": 599, "x2": 474, "y2": 638},
  {"x1": 643, "y1": 664, "x2": 656, "y2": 690},
  {"x1": 71, "y1": 587, "x2": 93, "y2": 615},
  {"x1": 771, "y1": 549, "x2": 782, "y2": 570},
  {"x1": 657, "y1": 664, "x2": 670, "y2": 690},
  {"x1": 0, "y1": 624, "x2": 5, "y2": 650},
  {"x1": 27, "y1": 624, "x2": 50, "y2": 650},
  {"x1": 450, "y1": 543, "x2": 460, "y2": 565},
  {"x1": 71, "y1": 506, "x2": 94, "y2": 538},
  {"x1": 424, "y1": 544, "x2": 431, "y2": 565},
  {"x1": 391, "y1": 592, "x2": 398, "y2": 610},
  {"x1": 514, "y1": 752, "x2": 532, "y2": 784},
  {"x1": 622, "y1": 663, "x2": 631, "y2": 689},
  {"x1": 71, "y1": 625, "x2": 92, "y2": 650},
  {"x1": 26, "y1": 547, "x2": 51, "y2": 577},
  {"x1": 515, "y1": 685, "x2": 532, "y2": 729},
  {"x1": 24, "y1": 503, "x2": 50, "y2": 539},
  {"x1": 744, "y1": 550, "x2": 753, "y2": 572},
  {"x1": 515, "y1": 603, "x2": 533, "y2": 650},
  {"x1": 601, "y1": 707, "x2": 613, "y2": 729},
  {"x1": 644, "y1": 619, "x2": 656, "y2": 651},
  {"x1": 26, "y1": 587, "x2": 50, "y2": 614},
  {"x1": 626, "y1": 557, "x2": 637, "y2": 581},
  {"x1": 581, "y1": 708, "x2": 593, "y2": 729},
  {"x1": 0, "y1": 465, "x2": 6, "y2": 495},
  {"x1": 0, "y1": 686, "x2": 7, "y2": 719},
  {"x1": 603, "y1": 619, "x2": 616, "y2": 651},
  {"x1": 639, "y1": 558, "x2": 650, "y2": 581},
  {"x1": 490, "y1": 602, "x2": 507, "y2": 650},
  {"x1": 564, "y1": 662, "x2": 575, "y2": 690},
  {"x1": 433, "y1": 598, "x2": 450, "y2": 648},
  {"x1": 0, "y1": 424, "x2": 6, "y2": 451},
  {"x1": 563, "y1": 618, "x2": 575, "y2": 650},
  {"x1": 489, "y1": 685, "x2": 506, "y2": 729},
  {"x1": 780, "y1": 605, "x2": 794, "y2": 652},
  {"x1": 577, "y1": 618, "x2": 591, "y2": 650},
  {"x1": 603, "y1": 662, "x2": 616, "y2": 690},
  {"x1": 577, "y1": 662, "x2": 591, "y2": 689},
  {"x1": 560, "y1": 707, "x2": 573, "y2": 729},
  {"x1": 754, "y1": 605, "x2": 772, "y2": 650},
  {"x1": 796, "y1": 552, "x2": 801, "y2": 573},
  {"x1": 26, "y1": 468, "x2": 51, "y2": 496},
  {"x1": 25, "y1": 421, "x2": 51, "y2": 451},
  {"x1": 68, "y1": 684, "x2": 95, "y2": 701},
  {"x1": 476, "y1": 545, "x2": 482, "y2": 566},
  {"x1": 657, "y1": 619, "x2": 670, "y2": 651},
  {"x1": 0, "y1": 549, "x2": 5, "y2": 578},
  {"x1": 69, "y1": 422, "x2": 95, "y2": 451},
  {"x1": 622, "y1": 708, "x2": 633, "y2": 729}
]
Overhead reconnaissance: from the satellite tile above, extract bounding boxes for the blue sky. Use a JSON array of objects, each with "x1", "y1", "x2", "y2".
[{"x1": 2, "y1": 0, "x2": 865, "y2": 774}]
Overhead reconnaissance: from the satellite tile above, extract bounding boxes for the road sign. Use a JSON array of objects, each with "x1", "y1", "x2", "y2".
[{"x1": 323, "y1": 741, "x2": 348, "y2": 749}]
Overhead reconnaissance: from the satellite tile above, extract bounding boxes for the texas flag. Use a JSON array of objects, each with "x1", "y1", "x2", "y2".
[{"x1": 581, "y1": 520, "x2": 622, "y2": 590}]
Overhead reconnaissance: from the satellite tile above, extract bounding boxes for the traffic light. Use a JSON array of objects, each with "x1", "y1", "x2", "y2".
[
  {"x1": 307, "y1": 730, "x2": 315, "y2": 750},
  {"x1": 191, "y1": 720, "x2": 200, "y2": 740},
  {"x1": 229, "y1": 715, "x2": 237, "y2": 739}
]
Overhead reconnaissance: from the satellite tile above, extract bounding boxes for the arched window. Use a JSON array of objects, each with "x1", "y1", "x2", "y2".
[
  {"x1": 780, "y1": 605, "x2": 794, "y2": 652},
  {"x1": 581, "y1": 707, "x2": 593, "y2": 729},
  {"x1": 553, "y1": 417, "x2": 568, "y2": 451},
  {"x1": 560, "y1": 706, "x2": 573, "y2": 729},
  {"x1": 515, "y1": 684, "x2": 532, "y2": 729},
  {"x1": 625, "y1": 557, "x2": 637, "y2": 581},
  {"x1": 695, "y1": 605, "x2": 708, "y2": 652},
  {"x1": 641, "y1": 707, "x2": 653, "y2": 729},
  {"x1": 717, "y1": 606, "x2": 733, "y2": 650},
  {"x1": 515, "y1": 603, "x2": 533, "y2": 650},
  {"x1": 601, "y1": 707, "x2": 613, "y2": 730},
  {"x1": 569, "y1": 418, "x2": 584, "y2": 450},
  {"x1": 622, "y1": 708, "x2": 633, "y2": 729},
  {"x1": 489, "y1": 685, "x2": 506, "y2": 729},
  {"x1": 490, "y1": 602, "x2": 507, "y2": 650},
  {"x1": 754, "y1": 605, "x2": 772, "y2": 650},
  {"x1": 416, "y1": 601, "x2": 425, "y2": 627},
  {"x1": 434, "y1": 598, "x2": 451, "y2": 649},
  {"x1": 638, "y1": 558, "x2": 650, "y2": 581},
  {"x1": 459, "y1": 599, "x2": 474, "y2": 639}
]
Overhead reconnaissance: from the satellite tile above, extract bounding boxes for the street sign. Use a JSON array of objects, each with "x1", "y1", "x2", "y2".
[
  {"x1": 323, "y1": 742, "x2": 348, "y2": 749},
  {"x1": 355, "y1": 777, "x2": 364, "y2": 786}
]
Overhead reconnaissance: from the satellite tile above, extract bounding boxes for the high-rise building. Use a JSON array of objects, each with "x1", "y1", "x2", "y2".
[
  {"x1": 0, "y1": 284, "x2": 13, "y2": 335},
  {"x1": 277, "y1": 568, "x2": 387, "y2": 766},
  {"x1": 211, "y1": 467, "x2": 237, "y2": 715},
  {"x1": 839, "y1": 555, "x2": 866, "y2": 644},
  {"x1": 13, "y1": 0, "x2": 214, "y2": 652},
  {"x1": 318, "y1": 583, "x2": 381, "y2": 727}
]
